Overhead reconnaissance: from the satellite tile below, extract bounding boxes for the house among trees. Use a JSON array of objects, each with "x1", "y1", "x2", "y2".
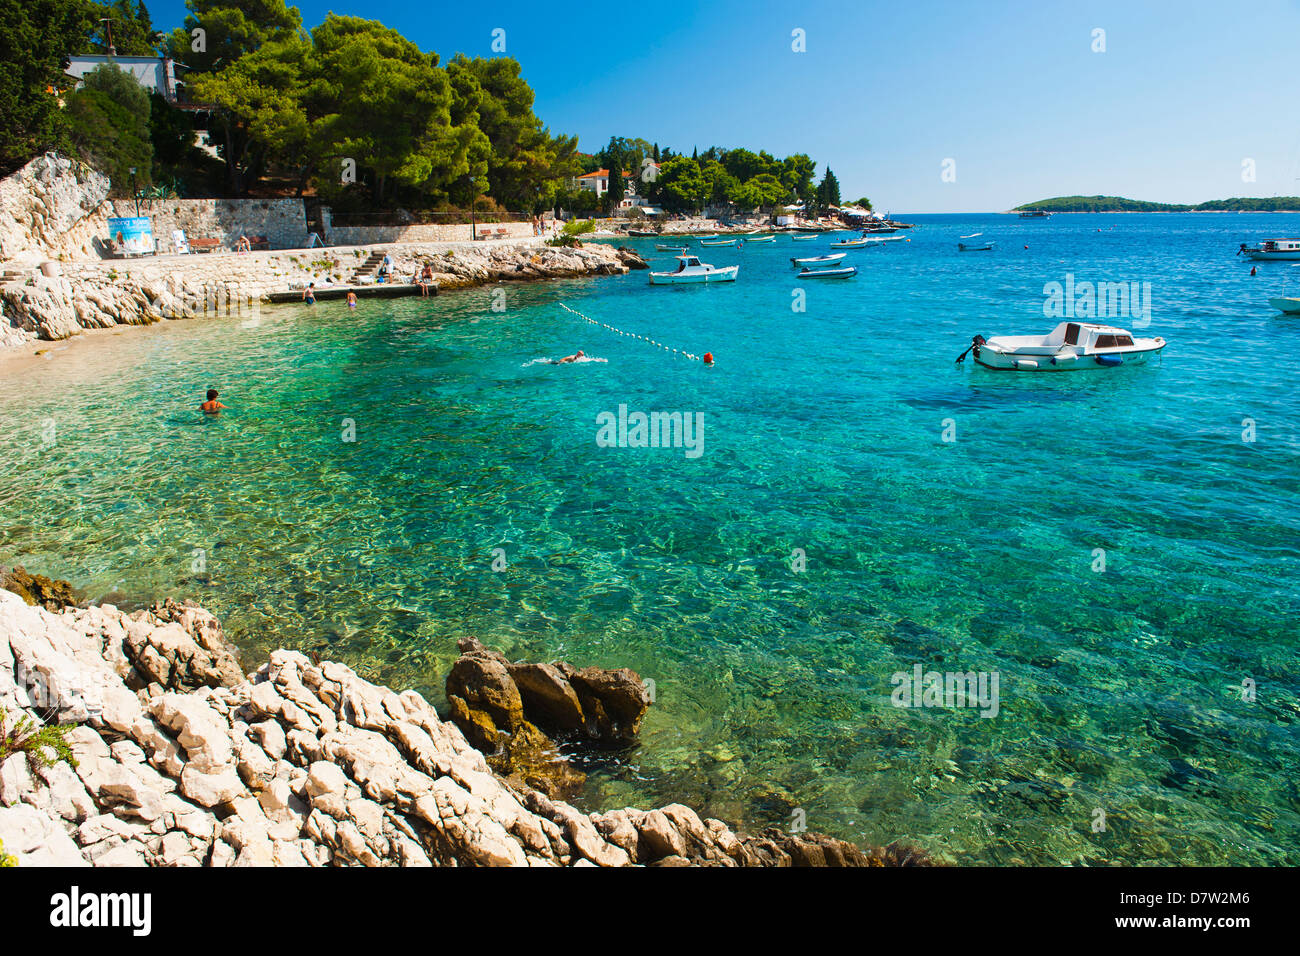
[{"x1": 65, "y1": 55, "x2": 180, "y2": 103}]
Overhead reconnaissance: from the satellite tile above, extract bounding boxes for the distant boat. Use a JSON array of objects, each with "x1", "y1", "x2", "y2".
[
  {"x1": 1018, "y1": 210, "x2": 1051, "y2": 219},
  {"x1": 859, "y1": 235, "x2": 908, "y2": 247},
  {"x1": 655, "y1": 243, "x2": 688, "y2": 252},
  {"x1": 862, "y1": 226, "x2": 898, "y2": 234},
  {"x1": 648, "y1": 254, "x2": 739, "y2": 284},
  {"x1": 961, "y1": 321, "x2": 1165, "y2": 371},
  {"x1": 627, "y1": 229, "x2": 658, "y2": 236},
  {"x1": 830, "y1": 238, "x2": 870, "y2": 249},
  {"x1": 741, "y1": 234, "x2": 777, "y2": 242},
  {"x1": 792, "y1": 253, "x2": 847, "y2": 269},
  {"x1": 958, "y1": 233, "x2": 995, "y2": 251},
  {"x1": 791, "y1": 234, "x2": 819, "y2": 241},
  {"x1": 797, "y1": 266, "x2": 858, "y2": 279},
  {"x1": 1239, "y1": 239, "x2": 1300, "y2": 260},
  {"x1": 700, "y1": 237, "x2": 738, "y2": 246}
]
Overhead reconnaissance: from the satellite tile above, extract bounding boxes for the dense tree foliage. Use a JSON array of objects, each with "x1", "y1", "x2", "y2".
[
  {"x1": 85, "y1": 0, "x2": 156, "y2": 55},
  {"x1": 0, "y1": 0, "x2": 93, "y2": 173},
  {"x1": 65, "y1": 62, "x2": 153, "y2": 194}
]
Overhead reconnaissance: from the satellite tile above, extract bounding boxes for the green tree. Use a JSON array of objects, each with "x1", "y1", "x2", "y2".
[
  {"x1": 190, "y1": 34, "x2": 309, "y2": 194},
  {"x1": 164, "y1": 0, "x2": 303, "y2": 76},
  {"x1": 780, "y1": 153, "x2": 817, "y2": 204},
  {"x1": 66, "y1": 62, "x2": 153, "y2": 194},
  {"x1": 851, "y1": 196, "x2": 872, "y2": 210},
  {"x1": 451, "y1": 54, "x2": 578, "y2": 210},
  {"x1": 0, "y1": 0, "x2": 94, "y2": 173},
  {"x1": 658, "y1": 155, "x2": 707, "y2": 213},
  {"x1": 815, "y1": 167, "x2": 841, "y2": 210},
  {"x1": 85, "y1": 0, "x2": 157, "y2": 55}
]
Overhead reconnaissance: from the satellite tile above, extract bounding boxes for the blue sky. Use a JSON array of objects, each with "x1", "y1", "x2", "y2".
[{"x1": 146, "y1": 0, "x2": 1300, "y2": 212}]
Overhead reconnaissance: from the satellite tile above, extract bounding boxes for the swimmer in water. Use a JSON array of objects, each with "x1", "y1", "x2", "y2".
[
  {"x1": 303, "y1": 283, "x2": 316, "y2": 305},
  {"x1": 200, "y1": 388, "x2": 228, "y2": 415},
  {"x1": 554, "y1": 350, "x2": 585, "y2": 364},
  {"x1": 346, "y1": 291, "x2": 357, "y2": 309}
]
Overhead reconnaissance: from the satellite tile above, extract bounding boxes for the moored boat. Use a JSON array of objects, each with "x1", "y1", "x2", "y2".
[
  {"x1": 1268, "y1": 296, "x2": 1300, "y2": 313},
  {"x1": 797, "y1": 266, "x2": 858, "y2": 279},
  {"x1": 791, "y1": 234, "x2": 819, "y2": 241},
  {"x1": 700, "y1": 237, "x2": 738, "y2": 247},
  {"x1": 741, "y1": 234, "x2": 777, "y2": 242},
  {"x1": 958, "y1": 233, "x2": 994, "y2": 251},
  {"x1": 959, "y1": 321, "x2": 1165, "y2": 371},
  {"x1": 792, "y1": 253, "x2": 847, "y2": 269},
  {"x1": 627, "y1": 229, "x2": 658, "y2": 237},
  {"x1": 1239, "y1": 239, "x2": 1300, "y2": 261},
  {"x1": 1018, "y1": 209, "x2": 1051, "y2": 219},
  {"x1": 648, "y1": 254, "x2": 739, "y2": 284},
  {"x1": 830, "y1": 237, "x2": 870, "y2": 248},
  {"x1": 655, "y1": 243, "x2": 688, "y2": 252}
]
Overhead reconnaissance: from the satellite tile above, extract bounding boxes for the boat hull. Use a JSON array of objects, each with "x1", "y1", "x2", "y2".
[
  {"x1": 791, "y1": 234, "x2": 819, "y2": 241},
  {"x1": 700, "y1": 239, "x2": 738, "y2": 247},
  {"x1": 742, "y1": 235, "x2": 776, "y2": 242},
  {"x1": 648, "y1": 266, "x2": 740, "y2": 284},
  {"x1": 797, "y1": 267, "x2": 857, "y2": 279},
  {"x1": 973, "y1": 341, "x2": 1165, "y2": 370},
  {"x1": 1245, "y1": 250, "x2": 1300, "y2": 260},
  {"x1": 1269, "y1": 297, "x2": 1300, "y2": 313},
  {"x1": 958, "y1": 242, "x2": 995, "y2": 251},
  {"x1": 655, "y1": 244, "x2": 687, "y2": 252}
]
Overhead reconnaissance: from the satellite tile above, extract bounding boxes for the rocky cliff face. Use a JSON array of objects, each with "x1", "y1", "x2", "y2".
[
  {"x1": 0, "y1": 587, "x2": 924, "y2": 867},
  {"x1": 0, "y1": 154, "x2": 116, "y2": 265}
]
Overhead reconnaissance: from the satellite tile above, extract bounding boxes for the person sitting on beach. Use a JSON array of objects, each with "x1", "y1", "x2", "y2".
[
  {"x1": 235, "y1": 235, "x2": 251, "y2": 254},
  {"x1": 417, "y1": 264, "x2": 435, "y2": 296},
  {"x1": 200, "y1": 389, "x2": 227, "y2": 415},
  {"x1": 346, "y1": 291, "x2": 357, "y2": 310},
  {"x1": 303, "y1": 283, "x2": 316, "y2": 305}
]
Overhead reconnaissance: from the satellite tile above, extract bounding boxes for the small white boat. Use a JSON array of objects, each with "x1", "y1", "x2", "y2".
[
  {"x1": 1239, "y1": 239, "x2": 1300, "y2": 261},
  {"x1": 791, "y1": 234, "x2": 820, "y2": 241},
  {"x1": 792, "y1": 253, "x2": 847, "y2": 269},
  {"x1": 958, "y1": 233, "x2": 994, "y2": 251},
  {"x1": 797, "y1": 266, "x2": 858, "y2": 279},
  {"x1": 741, "y1": 234, "x2": 776, "y2": 243},
  {"x1": 1268, "y1": 297, "x2": 1300, "y2": 313},
  {"x1": 857, "y1": 235, "x2": 908, "y2": 248},
  {"x1": 830, "y1": 238, "x2": 870, "y2": 248},
  {"x1": 655, "y1": 243, "x2": 687, "y2": 252},
  {"x1": 700, "y1": 237, "x2": 738, "y2": 247},
  {"x1": 648, "y1": 254, "x2": 739, "y2": 285},
  {"x1": 960, "y1": 321, "x2": 1165, "y2": 371}
]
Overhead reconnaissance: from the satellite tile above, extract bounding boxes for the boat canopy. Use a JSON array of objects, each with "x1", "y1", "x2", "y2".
[
  {"x1": 676, "y1": 255, "x2": 702, "y2": 267},
  {"x1": 1048, "y1": 322, "x2": 1136, "y2": 348}
]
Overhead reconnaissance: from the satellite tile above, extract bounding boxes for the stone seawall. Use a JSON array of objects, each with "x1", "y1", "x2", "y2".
[
  {"x1": 0, "y1": 585, "x2": 925, "y2": 867},
  {"x1": 0, "y1": 241, "x2": 637, "y2": 349},
  {"x1": 325, "y1": 221, "x2": 538, "y2": 246}
]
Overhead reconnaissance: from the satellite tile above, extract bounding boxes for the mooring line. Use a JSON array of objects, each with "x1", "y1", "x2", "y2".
[{"x1": 558, "y1": 302, "x2": 711, "y2": 363}]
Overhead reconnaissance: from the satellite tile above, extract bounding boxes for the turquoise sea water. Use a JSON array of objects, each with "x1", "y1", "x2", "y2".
[{"x1": 2, "y1": 213, "x2": 1297, "y2": 865}]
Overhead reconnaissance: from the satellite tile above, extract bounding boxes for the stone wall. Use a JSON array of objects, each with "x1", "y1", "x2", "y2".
[
  {"x1": 143, "y1": 199, "x2": 310, "y2": 253},
  {"x1": 324, "y1": 220, "x2": 537, "y2": 246}
]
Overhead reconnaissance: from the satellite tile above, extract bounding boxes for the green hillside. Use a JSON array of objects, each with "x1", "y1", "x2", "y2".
[{"x1": 1014, "y1": 195, "x2": 1300, "y2": 213}]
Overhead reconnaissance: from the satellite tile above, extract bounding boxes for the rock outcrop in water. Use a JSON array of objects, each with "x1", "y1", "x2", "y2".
[{"x1": 0, "y1": 579, "x2": 930, "y2": 867}]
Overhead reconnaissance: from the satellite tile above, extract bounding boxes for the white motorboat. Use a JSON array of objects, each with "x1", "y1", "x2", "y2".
[
  {"x1": 700, "y1": 237, "x2": 738, "y2": 247},
  {"x1": 959, "y1": 321, "x2": 1165, "y2": 371},
  {"x1": 741, "y1": 234, "x2": 777, "y2": 243},
  {"x1": 797, "y1": 266, "x2": 858, "y2": 279},
  {"x1": 655, "y1": 243, "x2": 688, "y2": 252},
  {"x1": 830, "y1": 237, "x2": 870, "y2": 248},
  {"x1": 648, "y1": 254, "x2": 739, "y2": 285},
  {"x1": 792, "y1": 253, "x2": 847, "y2": 269},
  {"x1": 1269, "y1": 297, "x2": 1300, "y2": 314},
  {"x1": 791, "y1": 234, "x2": 820, "y2": 241},
  {"x1": 1239, "y1": 238, "x2": 1300, "y2": 261},
  {"x1": 958, "y1": 233, "x2": 994, "y2": 251}
]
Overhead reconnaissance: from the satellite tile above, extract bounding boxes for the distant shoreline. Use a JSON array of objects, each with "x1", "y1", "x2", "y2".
[{"x1": 1002, "y1": 208, "x2": 1300, "y2": 215}]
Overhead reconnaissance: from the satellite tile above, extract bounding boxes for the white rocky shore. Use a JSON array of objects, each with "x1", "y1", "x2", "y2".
[{"x1": 0, "y1": 585, "x2": 916, "y2": 867}]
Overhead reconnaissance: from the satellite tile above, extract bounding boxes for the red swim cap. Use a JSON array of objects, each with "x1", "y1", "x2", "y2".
[{"x1": 703, "y1": 352, "x2": 714, "y2": 364}]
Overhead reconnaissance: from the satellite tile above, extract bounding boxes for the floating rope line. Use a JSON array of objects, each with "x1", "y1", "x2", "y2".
[{"x1": 558, "y1": 302, "x2": 711, "y2": 363}]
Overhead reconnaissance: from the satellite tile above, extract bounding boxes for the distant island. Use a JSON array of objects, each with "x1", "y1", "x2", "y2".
[{"x1": 1012, "y1": 195, "x2": 1300, "y2": 213}]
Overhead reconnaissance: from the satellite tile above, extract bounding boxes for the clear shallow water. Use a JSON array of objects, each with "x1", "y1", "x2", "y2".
[{"x1": 2, "y1": 213, "x2": 1297, "y2": 865}]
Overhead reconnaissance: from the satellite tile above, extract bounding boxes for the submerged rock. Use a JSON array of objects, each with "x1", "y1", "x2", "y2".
[{"x1": 0, "y1": 566, "x2": 78, "y2": 611}]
